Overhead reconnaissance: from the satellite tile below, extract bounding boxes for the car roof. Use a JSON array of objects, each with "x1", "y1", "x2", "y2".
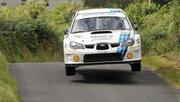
[
  {"x1": 77, "y1": 8, "x2": 124, "y2": 15},
  {"x1": 75, "y1": 8, "x2": 126, "y2": 20}
]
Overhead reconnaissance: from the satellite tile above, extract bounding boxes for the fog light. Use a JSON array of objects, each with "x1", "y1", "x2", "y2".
[
  {"x1": 127, "y1": 53, "x2": 133, "y2": 59},
  {"x1": 73, "y1": 55, "x2": 80, "y2": 62}
]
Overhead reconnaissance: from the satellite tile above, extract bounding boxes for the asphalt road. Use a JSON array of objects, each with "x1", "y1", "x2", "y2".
[{"x1": 10, "y1": 62, "x2": 180, "y2": 102}]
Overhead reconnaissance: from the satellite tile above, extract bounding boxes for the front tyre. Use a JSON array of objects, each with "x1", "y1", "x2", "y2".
[
  {"x1": 65, "y1": 65, "x2": 76, "y2": 76},
  {"x1": 131, "y1": 63, "x2": 141, "y2": 72}
]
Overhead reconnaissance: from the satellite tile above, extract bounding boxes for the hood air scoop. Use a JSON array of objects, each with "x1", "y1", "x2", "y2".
[{"x1": 91, "y1": 30, "x2": 112, "y2": 34}]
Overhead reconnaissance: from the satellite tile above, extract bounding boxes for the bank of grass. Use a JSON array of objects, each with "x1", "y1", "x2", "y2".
[
  {"x1": 13, "y1": 50, "x2": 64, "y2": 63},
  {"x1": 0, "y1": 52, "x2": 21, "y2": 102},
  {"x1": 143, "y1": 55, "x2": 180, "y2": 88}
]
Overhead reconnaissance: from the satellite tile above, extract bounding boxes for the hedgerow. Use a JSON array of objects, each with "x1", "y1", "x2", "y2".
[{"x1": 0, "y1": 2, "x2": 83, "y2": 62}]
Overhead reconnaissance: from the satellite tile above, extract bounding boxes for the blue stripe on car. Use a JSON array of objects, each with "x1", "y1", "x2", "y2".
[
  {"x1": 117, "y1": 35, "x2": 121, "y2": 53},
  {"x1": 117, "y1": 34, "x2": 128, "y2": 55},
  {"x1": 122, "y1": 35, "x2": 128, "y2": 55},
  {"x1": 117, "y1": 34, "x2": 124, "y2": 54}
]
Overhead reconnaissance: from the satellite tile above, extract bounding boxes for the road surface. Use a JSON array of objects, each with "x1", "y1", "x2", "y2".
[{"x1": 10, "y1": 62, "x2": 180, "y2": 102}]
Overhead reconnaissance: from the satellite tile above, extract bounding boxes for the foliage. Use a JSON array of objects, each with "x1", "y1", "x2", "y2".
[
  {"x1": 143, "y1": 55, "x2": 180, "y2": 88},
  {"x1": 53, "y1": 3, "x2": 84, "y2": 24},
  {"x1": 125, "y1": 2, "x2": 160, "y2": 25},
  {"x1": 159, "y1": 66, "x2": 180, "y2": 88},
  {"x1": 168, "y1": 0, "x2": 180, "y2": 43},
  {"x1": 142, "y1": 56, "x2": 174, "y2": 70},
  {"x1": 0, "y1": 2, "x2": 83, "y2": 62},
  {"x1": 125, "y1": 0, "x2": 179, "y2": 55},
  {"x1": 83, "y1": 0, "x2": 133, "y2": 8},
  {"x1": 43, "y1": 3, "x2": 84, "y2": 42},
  {"x1": 0, "y1": 52, "x2": 21, "y2": 102},
  {"x1": 83, "y1": 0, "x2": 172, "y2": 9}
]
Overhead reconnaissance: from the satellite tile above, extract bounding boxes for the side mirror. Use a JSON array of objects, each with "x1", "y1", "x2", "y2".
[
  {"x1": 64, "y1": 29, "x2": 69, "y2": 35},
  {"x1": 133, "y1": 24, "x2": 139, "y2": 31}
]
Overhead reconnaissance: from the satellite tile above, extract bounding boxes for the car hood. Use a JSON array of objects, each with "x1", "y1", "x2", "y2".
[{"x1": 68, "y1": 30, "x2": 133, "y2": 44}]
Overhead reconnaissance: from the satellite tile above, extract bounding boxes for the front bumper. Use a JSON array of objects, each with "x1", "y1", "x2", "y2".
[
  {"x1": 65, "y1": 60, "x2": 141, "y2": 68},
  {"x1": 64, "y1": 44, "x2": 141, "y2": 66}
]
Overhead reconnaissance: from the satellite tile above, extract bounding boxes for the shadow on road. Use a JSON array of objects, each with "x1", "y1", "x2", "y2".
[{"x1": 72, "y1": 68, "x2": 138, "y2": 85}]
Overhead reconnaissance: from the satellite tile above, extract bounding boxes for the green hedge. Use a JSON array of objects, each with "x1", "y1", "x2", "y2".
[
  {"x1": 0, "y1": 2, "x2": 83, "y2": 62},
  {"x1": 125, "y1": 0, "x2": 180, "y2": 55}
]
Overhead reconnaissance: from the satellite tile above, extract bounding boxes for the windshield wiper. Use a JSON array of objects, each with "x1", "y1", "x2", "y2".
[{"x1": 72, "y1": 31, "x2": 86, "y2": 33}]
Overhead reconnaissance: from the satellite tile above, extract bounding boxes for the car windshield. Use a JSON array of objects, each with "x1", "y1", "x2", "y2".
[{"x1": 71, "y1": 17, "x2": 131, "y2": 33}]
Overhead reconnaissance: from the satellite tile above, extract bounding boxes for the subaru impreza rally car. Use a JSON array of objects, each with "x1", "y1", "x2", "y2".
[{"x1": 63, "y1": 8, "x2": 141, "y2": 76}]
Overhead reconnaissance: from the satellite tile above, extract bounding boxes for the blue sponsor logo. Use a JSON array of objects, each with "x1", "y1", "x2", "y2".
[
  {"x1": 110, "y1": 9, "x2": 121, "y2": 13},
  {"x1": 117, "y1": 34, "x2": 128, "y2": 55}
]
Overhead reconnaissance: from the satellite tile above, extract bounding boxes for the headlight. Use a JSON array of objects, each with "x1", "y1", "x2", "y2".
[
  {"x1": 126, "y1": 38, "x2": 134, "y2": 46},
  {"x1": 70, "y1": 41, "x2": 84, "y2": 49}
]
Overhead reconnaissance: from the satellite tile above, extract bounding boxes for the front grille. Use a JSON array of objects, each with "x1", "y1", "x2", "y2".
[
  {"x1": 84, "y1": 53, "x2": 123, "y2": 62},
  {"x1": 96, "y1": 43, "x2": 109, "y2": 50},
  {"x1": 110, "y1": 43, "x2": 120, "y2": 48},
  {"x1": 85, "y1": 44, "x2": 95, "y2": 49}
]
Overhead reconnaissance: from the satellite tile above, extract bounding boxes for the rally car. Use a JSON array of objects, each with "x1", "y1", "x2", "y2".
[{"x1": 63, "y1": 8, "x2": 141, "y2": 76}]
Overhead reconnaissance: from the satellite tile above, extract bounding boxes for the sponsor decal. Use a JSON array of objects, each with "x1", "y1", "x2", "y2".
[
  {"x1": 110, "y1": 9, "x2": 121, "y2": 13},
  {"x1": 117, "y1": 34, "x2": 129, "y2": 55},
  {"x1": 91, "y1": 35, "x2": 113, "y2": 41},
  {"x1": 82, "y1": 11, "x2": 121, "y2": 17}
]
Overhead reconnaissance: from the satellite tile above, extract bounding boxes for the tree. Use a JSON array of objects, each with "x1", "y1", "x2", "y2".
[{"x1": 83, "y1": 0, "x2": 134, "y2": 9}]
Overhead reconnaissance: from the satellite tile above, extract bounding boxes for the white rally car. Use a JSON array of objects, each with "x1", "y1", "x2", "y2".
[{"x1": 63, "y1": 8, "x2": 141, "y2": 76}]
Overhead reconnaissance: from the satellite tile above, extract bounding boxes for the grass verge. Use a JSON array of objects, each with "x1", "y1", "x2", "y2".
[
  {"x1": 143, "y1": 55, "x2": 180, "y2": 89},
  {"x1": 10, "y1": 50, "x2": 64, "y2": 63},
  {"x1": 0, "y1": 52, "x2": 21, "y2": 102}
]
